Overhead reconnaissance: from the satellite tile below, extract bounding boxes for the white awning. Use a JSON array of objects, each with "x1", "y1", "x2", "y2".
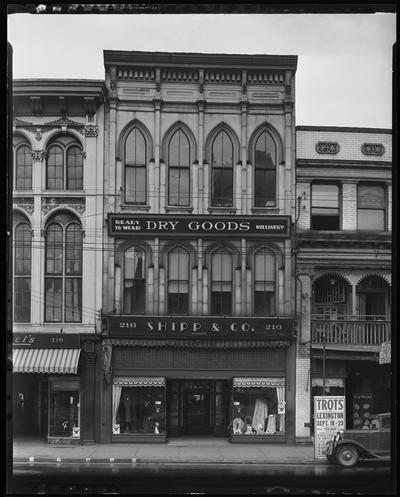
[
  {"x1": 312, "y1": 378, "x2": 344, "y2": 388},
  {"x1": 13, "y1": 348, "x2": 81, "y2": 374},
  {"x1": 113, "y1": 377, "x2": 165, "y2": 387},
  {"x1": 233, "y1": 377, "x2": 285, "y2": 388}
]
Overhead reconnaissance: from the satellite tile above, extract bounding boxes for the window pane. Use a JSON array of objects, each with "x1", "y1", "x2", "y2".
[
  {"x1": 212, "y1": 169, "x2": 233, "y2": 206},
  {"x1": 46, "y1": 224, "x2": 63, "y2": 274},
  {"x1": 45, "y1": 278, "x2": 62, "y2": 322},
  {"x1": 312, "y1": 184, "x2": 339, "y2": 209},
  {"x1": 14, "y1": 277, "x2": 31, "y2": 322},
  {"x1": 255, "y1": 170, "x2": 276, "y2": 206},
  {"x1": 47, "y1": 145, "x2": 64, "y2": 189},
  {"x1": 358, "y1": 185, "x2": 385, "y2": 209},
  {"x1": 65, "y1": 278, "x2": 82, "y2": 322},
  {"x1": 16, "y1": 145, "x2": 32, "y2": 190},
  {"x1": 124, "y1": 248, "x2": 145, "y2": 279},
  {"x1": 125, "y1": 128, "x2": 146, "y2": 165},
  {"x1": 212, "y1": 251, "x2": 232, "y2": 283},
  {"x1": 254, "y1": 291, "x2": 275, "y2": 316},
  {"x1": 168, "y1": 168, "x2": 190, "y2": 206},
  {"x1": 169, "y1": 130, "x2": 190, "y2": 167},
  {"x1": 15, "y1": 223, "x2": 31, "y2": 275},
  {"x1": 358, "y1": 209, "x2": 385, "y2": 230},
  {"x1": 125, "y1": 166, "x2": 146, "y2": 204},
  {"x1": 255, "y1": 250, "x2": 275, "y2": 282},
  {"x1": 65, "y1": 224, "x2": 82, "y2": 275},
  {"x1": 66, "y1": 146, "x2": 83, "y2": 190},
  {"x1": 123, "y1": 248, "x2": 146, "y2": 313},
  {"x1": 168, "y1": 248, "x2": 189, "y2": 314},
  {"x1": 212, "y1": 130, "x2": 233, "y2": 169},
  {"x1": 49, "y1": 390, "x2": 79, "y2": 437},
  {"x1": 211, "y1": 292, "x2": 232, "y2": 314},
  {"x1": 255, "y1": 132, "x2": 276, "y2": 169}
]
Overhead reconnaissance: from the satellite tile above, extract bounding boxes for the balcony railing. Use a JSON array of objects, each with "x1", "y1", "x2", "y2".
[{"x1": 311, "y1": 318, "x2": 391, "y2": 346}]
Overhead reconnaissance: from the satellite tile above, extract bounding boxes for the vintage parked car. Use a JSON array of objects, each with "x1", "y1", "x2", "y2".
[{"x1": 325, "y1": 413, "x2": 391, "y2": 467}]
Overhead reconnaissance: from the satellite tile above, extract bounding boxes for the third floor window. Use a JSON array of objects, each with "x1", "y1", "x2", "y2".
[
  {"x1": 311, "y1": 184, "x2": 340, "y2": 230},
  {"x1": 46, "y1": 136, "x2": 83, "y2": 190}
]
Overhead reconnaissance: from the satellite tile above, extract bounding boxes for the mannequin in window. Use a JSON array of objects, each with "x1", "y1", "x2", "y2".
[
  {"x1": 252, "y1": 397, "x2": 269, "y2": 433},
  {"x1": 123, "y1": 391, "x2": 132, "y2": 432}
]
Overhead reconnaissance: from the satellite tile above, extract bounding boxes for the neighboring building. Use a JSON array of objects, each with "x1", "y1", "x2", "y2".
[
  {"x1": 100, "y1": 51, "x2": 298, "y2": 443},
  {"x1": 295, "y1": 126, "x2": 392, "y2": 436},
  {"x1": 12, "y1": 79, "x2": 105, "y2": 443}
]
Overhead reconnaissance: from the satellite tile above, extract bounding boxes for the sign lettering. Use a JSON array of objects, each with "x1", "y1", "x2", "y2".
[{"x1": 314, "y1": 396, "x2": 346, "y2": 459}]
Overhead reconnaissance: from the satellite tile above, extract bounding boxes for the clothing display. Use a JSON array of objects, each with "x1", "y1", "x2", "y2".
[
  {"x1": 251, "y1": 397, "x2": 269, "y2": 432},
  {"x1": 266, "y1": 414, "x2": 277, "y2": 434}
]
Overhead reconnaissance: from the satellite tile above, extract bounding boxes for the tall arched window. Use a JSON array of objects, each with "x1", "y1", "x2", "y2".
[
  {"x1": 45, "y1": 213, "x2": 82, "y2": 322},
  {"x1": 124, "y1": 128, "x2": 146, "y2": 204},
  {"x1": 211, "y1": 130, "x2": 233, "y2": 207},
  {"x1": 14, "y1": 213, "x2": 31, "y2": 322},
  {"x1": 46, "y1": 136, "x2": 83, "y2": 190},
  {"x1": 254, "y1": 131, "x2": 276, "y2": 206},
  {"x1": 254, "y1": 248, "x2": 276, "y2": 316},
  {"x1": 211, "y1": 248, "x2": 232, "y2": 315},
  {"x1": 168, "y1": 130, "x2": 190, "y2": 206},
  {"x1": 123, "y1": 246, "x2": 145, "y2": 313},
  {"x1": 14, "y1": 136, "x2": 32, "y2": 191},
  {"x1": 168, "y1": 247, "x2": 189, "y2": 314}
]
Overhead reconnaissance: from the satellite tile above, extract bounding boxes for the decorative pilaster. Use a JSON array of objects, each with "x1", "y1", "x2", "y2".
[
  {"x1": 153, "y1": 98, "x2": 162, "y2": 212},
  {"x1": 197, "y1": 99, "x2": 205, "y2": 214},
  {"x1": 240, "y1": 100, "x2": 248, "y2": 214}
]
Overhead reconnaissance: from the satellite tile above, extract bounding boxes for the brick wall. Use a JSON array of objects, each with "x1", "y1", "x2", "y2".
[
  {"x1": 342, "y1": 182, "x2": 357, "y2": 230},
  {"x1": 296, "y1": 183, "x2": 310, "y2": 230}
]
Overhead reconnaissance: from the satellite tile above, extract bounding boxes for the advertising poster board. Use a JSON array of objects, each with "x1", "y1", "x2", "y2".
[
  {"x1": 314, "y1": 396, "x2": 346, "y2": 459},
  {"x1": 353, "y1": 394, "x2": 373, "y2": 429}
]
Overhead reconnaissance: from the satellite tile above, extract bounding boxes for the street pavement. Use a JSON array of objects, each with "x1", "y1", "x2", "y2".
[{"x1": 13, "y1": 437, "x2": 319, "y2": 465}]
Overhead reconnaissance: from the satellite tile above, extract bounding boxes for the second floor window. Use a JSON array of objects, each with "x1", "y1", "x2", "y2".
[
  {"x1": 357, "y1": 184, "x2": 386, "y2": 230},
  {"x1": 14, "y1": 137, "x2": 32, "y2": 191},
  {"x1": 45, "y1": 213, "x2": 82, "y2": 322},
  {"x1": 254, "y1": 249, "x2": 276, "y2": 316},
  {"x1": 168, "y1": 130, "x2": 190, "y2": 206},
  {"x1": 211, "y1": 249, "x2": 232, "y2": 315},
  {"x1": 46, "y1": 136, "x2": 83, "y2": 190},
  {"x1": 311, "y1": 184, "x2": 340, "y2": 230},
  {"x1": 14, "y1": 214, "x2": 31, "y2": 323},
  {"x1": 211, "y1": 130, "x2": 233, "y2": 207},
  {"x1": 167, "y1": 247, "x2": 189, "y2": 314},
  {"x1": 125, "y1": 128, "x2": 146, "y2": 204},
  {"x1": 254, "y1": 131, "x2": 276, "y2": 206},
  {"x1": 123, "y1": 247, "x2": 145, "y2": 313}
]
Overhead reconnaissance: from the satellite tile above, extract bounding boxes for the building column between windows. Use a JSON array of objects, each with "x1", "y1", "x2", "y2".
[
  {"x1": 107, "y1": 101, "x2": 117, "y2": 309},
  {"x1": 241, "y1": 101, "x2": 248, "y2": 214},
  {"x1": 191, "y1": 267, "x2": 198, "y2": 314},
  {"x1": 160, "y1": 161, "x2": 166, "y2": 212},
  {"x1": 246, "y1": 267, "x2": 252, "y2": 315},
  {"x1": 153, "y1": 238, "x2": 160, "y2": 313},
  {"x1": 197, "y1": 98, "x2": 205, "y2": 214},
  {"x1": 147, "y1": 265, "x2": 154, "y2": 314},
  {"x1": 153, "y1": 99, "x2": 162, "y2": 212},
  {"x1": 278, "y1": 268, "x2": 285, "y2": 317},
  {"x1": 241, "y1": 238, "x2": 246, "y2": 316},
  {"x1": 159, "y1": 265, "x2": 166, "y2": 314},
  {"x1": 284, "y1": 104, "x2": 293, "y2": 216},
  {"x1": 342, "y1": 182, "x2": 357, "y2": 231},
  {"x1": 148, "y1": 160, "x2": 155, "y2": 213},
  {"x1": 235, "y1": 162, "x2": 242, "y2": 212},
  {"x1": 81, "y1": 346, "x2": 97, "y2": 444},
  {"x1": 192, "y1": 162, "x2": 199, "y2": 214},
  {"x1": 32, "y1": 198, "x2": 42, "y2": 324},
  {"x1": 351, "y1": 283, "x2": 357, "y2": 318},
  {"x1": 246, "y1": 162, "x2": 253, "y2": 214},
  {"x1": 297, "y1": 273, "x2": 312, "y2": 344},
  {"x1": 284, "y1": 238, "x2": 292, "y2": 314},
  {"x1": 202, "y1": 265, "x2": 208, "y2": 315},
  {"x1": 115, "y1": 160, "x2": 122, "y2": 209},
  {"x1": 197, "y1": 239, "x2": 203, "y2": 315},
  {"x1": 114, "y1": 265, "x2": 121, "y2": 314},
  {"x1": 203, "y1": 161, "x2": 209, "y2": 212},
  {"x1": 109, "y1": 101, "x2": 117, "y2": 212},
  {"x1": 234, "y1": 268, "x2": 241, "y2": 315}
]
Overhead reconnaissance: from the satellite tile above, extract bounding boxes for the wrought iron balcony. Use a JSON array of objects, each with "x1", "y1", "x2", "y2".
[{"x1": 311, "y1": 317, "x2": 391, "y2": 346}]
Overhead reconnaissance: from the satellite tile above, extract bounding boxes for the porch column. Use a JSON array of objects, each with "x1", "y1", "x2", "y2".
[
  {"x1": 81, "y1": 341, "x2": 97, "y2": 444},
  {"x1": 352, "y1": 283, "x2": 357, "y2": 318}
]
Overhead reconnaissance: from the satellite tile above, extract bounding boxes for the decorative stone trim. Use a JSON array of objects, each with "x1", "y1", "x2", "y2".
[
  {"x1": 315, "y1": 142, "x2": 340, "y2": 154},
  {"x1": 205, "y1": 71, "x2": 240, "y2": 82},
  {"x1": 44, "y1": 116, "x2": 84, "y2": 127},
  {"x1": 161, "y1": 70, "x2": 197, "y2": 82},
  {"x1": 32, "y1": 149, "x2": 46, "y2": 161},
  {"x1": 118, "y1": 68, "x2": 156, "y2": 80},
  {"x1": 41, "y1": 197, "x2": 86, "y2": 215},
  {"x1": 361, "y1": 143, "x2": 385, "y2": 156},
  {"x1": 14, "y1": 198, "x2": 34, "y2": 215},
  {"x1": 247, "y1": 71, "x2": 284, "y2": 84},
  {"x1": 84, "y1": 125, "x2": 99, "y2": 137}
]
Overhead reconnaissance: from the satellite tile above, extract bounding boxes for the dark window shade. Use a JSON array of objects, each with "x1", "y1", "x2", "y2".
[
  {"x1": 124, "y1": 128, "x2": 147, "y2": 204},
  {"x1": 211, "y1": 131, "x2": 233, "y2": 206}
]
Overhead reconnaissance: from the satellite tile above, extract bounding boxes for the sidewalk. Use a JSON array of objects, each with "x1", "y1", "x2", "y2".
[{"x1": 13, "y1": 438, "x2": 323, "y2": 466}]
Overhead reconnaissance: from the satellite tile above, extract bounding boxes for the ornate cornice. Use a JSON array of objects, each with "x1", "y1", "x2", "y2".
[
  {"x1": 41, "y1": 197, "x2": 86, "y2": 215},
  {"x1": 44, "y1": 116, "x2": 84, "y2": 127}
]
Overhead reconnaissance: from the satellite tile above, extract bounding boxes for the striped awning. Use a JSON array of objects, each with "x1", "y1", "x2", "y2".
[
  {"x1": 13, "y1": 348, "x2": 81, "y2": 374},
  {"x1": 113, "y1": 377, "x2": 165, "y2": 387},
  {"x1": 233, "y1": 377, "x2": 285, "y2": 388},
  {"x1": 312, "y1": 378, "x2": 344, "y2": 388}
]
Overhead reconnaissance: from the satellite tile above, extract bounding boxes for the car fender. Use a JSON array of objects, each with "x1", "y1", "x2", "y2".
[{"x1": 334, "y1": 439, "x2": 378, "y2": 459}]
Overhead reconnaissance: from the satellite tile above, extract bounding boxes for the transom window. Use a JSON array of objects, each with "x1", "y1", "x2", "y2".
[
  {"x1": 254, "y1": 248, "x2": 276, "y2": 316},
  {"x1": 123, "y1": 246, "x2": 145, "y2": 314},
  {"x1": 254, "y1": 131, "x2": 276, "y2": 206},
  {"x1": 13, "y1": 213, "x2": 31, "y2": 323},
  {"x1": 167, "y1": 247, "x2": 189, "y2": 314},
  {"x1": 124, "y1": 127, "x2": 146, "y2": 204},
  {"x1": 311, "y1": 184, "x2": 340, "y2": 230},
  {"x1": 211, "y1": 249, "x2": 232, "y2": 315},
  {"x1": 168, "y1": 130, "x2": 190, "y2": 206},
  {"x1": 211, "y1": 130, "x2": 233, "y2": 207},
  {"x1": 14, "y1": 137, "x2": 32, "y2": 191},
  {"x1": 45, "y1": 213, "x2": 82, "y2": 322},
  {"x1": 46, "y1": 136, "x2": 83, "y2": 190},
  {"x1": 357, "y1": 184, "x2": 386, "y2": 231}
]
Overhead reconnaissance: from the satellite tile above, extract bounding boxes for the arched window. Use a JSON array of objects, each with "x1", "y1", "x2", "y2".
[
  {"x1": 123, "y1": 246, "x2": 145, "y2": 313},
  {"x1": 14, "y1": 136, "x2": 32, "y2": 191},
  {"x1": 14, "y1": 213, "x2": 31, "y2": 322},
  {"x1": 45, "y1": 213, "x2": 82, "y2": 322},
  {"x1": 211, "y1": 248, "x2": 232, "y2": 315},
  {"x1": 124, "y1": 128, "x2": 146, "y2": 204},
  {"x1": 211, "y1": 130, "x2": 233, "y2": 207},
  {"x1": 254, "y1": 131, "x2": 276, "y2": 206},
  {"x1": 46, "y1": 136, "x2": 83, "y2": 190},
  {"x1": 167, "y1": 247, "x2": 189, "y2": 314},
  {"x1": 168, "y1": 130, "x2": 190, "y2": 206},
  {"x1": 254, "y1": 248, "x2": 276, "y2": 316}
]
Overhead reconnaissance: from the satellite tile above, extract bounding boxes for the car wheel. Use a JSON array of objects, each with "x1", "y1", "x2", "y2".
[{"x1": 336, "y1": 444, "x2": 359, "y2": 467}]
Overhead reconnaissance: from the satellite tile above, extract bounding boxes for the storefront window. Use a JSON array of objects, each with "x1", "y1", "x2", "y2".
[
  {"x1": 112, "y1": 378, "x2": 166, "y2": 435},
  {"x1": 232, "y1": 378, "x2": 285, "y2": 435},
  {"x1": 48, "y1": 379, "x2": 80, "y2": 438}
]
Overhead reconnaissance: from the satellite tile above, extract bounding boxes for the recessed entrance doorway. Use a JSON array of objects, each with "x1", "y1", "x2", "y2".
[{"x1": 167, "y1": 380, "x2": 229, "y2": 437}]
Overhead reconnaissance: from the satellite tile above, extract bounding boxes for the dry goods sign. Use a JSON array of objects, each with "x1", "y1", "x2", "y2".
[
  {"x1": 314, "y1": 396, "x2": 346, "y2": 459},
  {"x1": 107, "y1": 214, "x2": 291, "y2": 238}
]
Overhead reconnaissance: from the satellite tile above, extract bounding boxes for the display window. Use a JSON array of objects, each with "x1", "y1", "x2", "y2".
[
  {"x1": 48, "y1": 378, "x2": 80, "y2": 438},
  {"x1": 232, "y1": 378, "x2": 286, "y2": 435},
  {"x1": 112, "y1": 377, "x2": 166, "y2": 435}
]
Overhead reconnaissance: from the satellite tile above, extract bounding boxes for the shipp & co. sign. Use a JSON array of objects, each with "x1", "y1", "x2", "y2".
[{"x1": 107, "y1": 214, "x2": 291, "y2": 237}]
